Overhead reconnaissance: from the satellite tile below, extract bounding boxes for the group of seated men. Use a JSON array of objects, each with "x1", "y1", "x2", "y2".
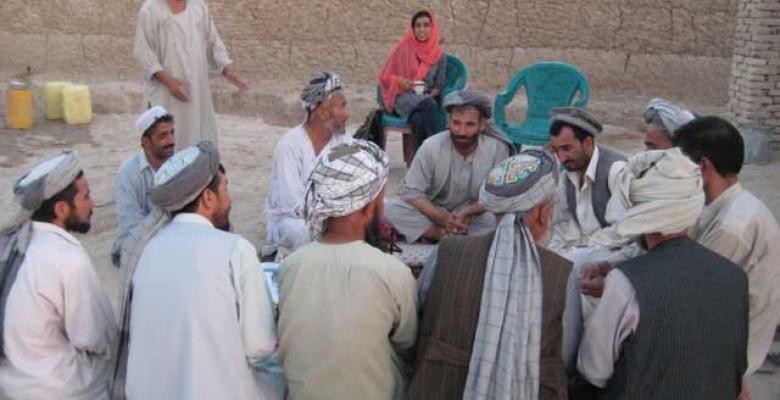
[{"x1": 0, "y1": 70, "x2": 777, "y2": 400}]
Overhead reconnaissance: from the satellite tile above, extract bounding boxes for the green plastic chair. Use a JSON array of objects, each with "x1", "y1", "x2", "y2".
[
  {"x1": 376, "y1": 54, "x2": 469, "y2": 165},
  {"x1": 494, "y1": 62, "x2": 589, "y2": 146}
]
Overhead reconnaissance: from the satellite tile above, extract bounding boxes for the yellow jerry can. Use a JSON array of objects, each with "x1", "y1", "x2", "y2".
[
  {"x1": 62, "y1": 84, "x2": 92, "y2": 125},
  {"x1": 6, "y1": 80, "x2": 34, "y2": 130},
  {"x1": 44, "y1": 81, "x2": 69, "y2": 120}
]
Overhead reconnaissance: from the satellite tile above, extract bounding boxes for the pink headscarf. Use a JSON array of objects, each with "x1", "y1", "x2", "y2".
[{"x1": 378, "y1": 11, "x2": 444, "y2": 113}]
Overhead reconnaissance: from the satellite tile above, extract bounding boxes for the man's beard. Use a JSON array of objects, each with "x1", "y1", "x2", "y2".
[
  {"x1": 154, "y1": 144, "x2": 175, "y2": 161},
  {"x1": 65, "y1": 211, "x2": 91, "y2": 234},
  {"x1": 364, "y1": 213, "x2": 386, "y2": 252},
  {"x1": 325, "y1": 120, "x2": 346, "y2": 136},
  {"x1": 214, "y1": 206, "x2": 232, "y2": 232}
]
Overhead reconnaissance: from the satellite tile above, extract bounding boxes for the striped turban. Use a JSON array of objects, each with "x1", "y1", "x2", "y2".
[{"x1": 301, "y1": 72, "x2": 343, "y2": 113}]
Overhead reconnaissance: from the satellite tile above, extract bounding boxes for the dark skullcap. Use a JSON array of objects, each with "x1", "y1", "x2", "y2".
[
  {"x1": 443, "y1": 90, "x2": 493, "y2": 119},
  {"x1": 551, "y1": 107, "x2": 602, "y2": 136}
]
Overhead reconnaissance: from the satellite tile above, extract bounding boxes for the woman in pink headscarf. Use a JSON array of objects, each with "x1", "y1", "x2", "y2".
[{"x1": 378, "y1": 10, "x2": 446, "y2": 150}]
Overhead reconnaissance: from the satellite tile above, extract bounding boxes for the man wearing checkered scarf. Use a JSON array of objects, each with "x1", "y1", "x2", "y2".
[{"x1": 278, "y1": 140, "x2": 418, "y2": 400}]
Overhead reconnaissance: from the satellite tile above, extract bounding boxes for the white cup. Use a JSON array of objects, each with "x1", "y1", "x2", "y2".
[{"x1": 413, "y1": 80, "x2": 426, "y2": 95}]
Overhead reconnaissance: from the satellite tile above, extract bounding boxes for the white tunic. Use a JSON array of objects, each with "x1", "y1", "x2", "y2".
[
  {"x1": 134, "y1": 0, "x2": 233, "y2": 150},
  {"x1": 0, "y1": 222, "x2": 116, "y2": 400},
  {"x1": 126, "y1": 213, "x2": 281, "y2": 400},
  {"x1": 690, "y1": 183, "x2": 780, "y2": 373},
  {"x1": 263, "y1": 125, "x2": 351, "y2": 255},
  {"x1": 279, "y1": 241, "x2": 418, "y2": 400}
]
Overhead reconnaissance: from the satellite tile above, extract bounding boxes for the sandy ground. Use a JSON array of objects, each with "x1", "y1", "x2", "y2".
[{"x1": 2, "y1": 104, "x2": 779, "y2": 309}]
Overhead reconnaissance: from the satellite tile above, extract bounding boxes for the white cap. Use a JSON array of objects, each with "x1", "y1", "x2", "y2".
[{"x1": 136, "y1": 106, "x2": 170, "y2": 135}]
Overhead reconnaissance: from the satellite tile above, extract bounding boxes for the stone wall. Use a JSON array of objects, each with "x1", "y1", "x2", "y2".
[
  {"x1": 728, "y1": 0, "x2": 780, "y2": 146},
  {"x1": 1, "y1": 0, "x2": 738, "y2": 106}
]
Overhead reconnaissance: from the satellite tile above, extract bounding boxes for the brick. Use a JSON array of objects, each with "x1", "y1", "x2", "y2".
[{"x1": 745, "y1": 57, "x2": 769, "y2": 66}]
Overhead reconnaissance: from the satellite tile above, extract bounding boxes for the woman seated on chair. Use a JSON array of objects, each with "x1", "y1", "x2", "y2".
[{"x1": 378, "y1": 10, "x2": 446, "y2": 150}]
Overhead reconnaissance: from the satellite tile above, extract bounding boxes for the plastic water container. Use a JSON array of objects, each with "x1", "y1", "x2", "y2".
[
  {"x1": 44, "y1": 81, "x2": 69, "y2": 120},
  {"x1": 62, "y1": 84, "x2": 92, "y2": 125},
  {"x1": 5, "y1": 80, "x2": 34, "y2": 129}
]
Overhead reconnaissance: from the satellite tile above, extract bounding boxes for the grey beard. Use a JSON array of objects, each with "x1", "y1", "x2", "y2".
[{"x1": 325, "y1": 121, "x2": 346, "y2": 136}]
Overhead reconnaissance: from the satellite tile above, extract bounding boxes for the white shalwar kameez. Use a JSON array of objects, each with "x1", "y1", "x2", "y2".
[
  {"x1": 0, "y1": 222, "x2": 116, "y2": 400},
  {"x1": 134, "y1": 0, "x2": 233, "y2": 150}
]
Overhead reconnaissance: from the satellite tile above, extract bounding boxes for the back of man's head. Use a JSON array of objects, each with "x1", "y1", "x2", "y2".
[{"x1": 674, "y1": 116, "x2": 744, "y2": 178}]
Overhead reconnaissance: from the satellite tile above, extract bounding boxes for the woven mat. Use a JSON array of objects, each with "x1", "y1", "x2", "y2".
[{"x1": 392, "y1": 242, "x2": 437, "y2": 267}]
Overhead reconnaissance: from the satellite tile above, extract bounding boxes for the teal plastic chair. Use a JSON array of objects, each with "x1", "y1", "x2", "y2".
[
  {"x1": 494, "y1": 62, "x2": 589, "y2": 146},
  {"x1": 376, "y1": 54, "x2": 469, "y2": 165},
  {"x1": 437, "y1": 54, "x2": 469, "y2": 129}
]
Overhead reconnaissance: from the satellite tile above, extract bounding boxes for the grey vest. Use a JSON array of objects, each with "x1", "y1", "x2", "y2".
[
  {"x1": 565, "y1": 146, "x2": 626, "y2": 228},
  {"x1": 605, "y1": 237, "x2": 748, "y2": 400}
]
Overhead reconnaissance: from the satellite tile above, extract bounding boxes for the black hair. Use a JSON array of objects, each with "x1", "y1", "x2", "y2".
[
  {"x1": 30, "y1": 170, "x2": 84, "y2": 223},
  {"x1": 172, "y1": 164, "x2": 227, "y2": 216},
  {"x1": 411, "y1": 10, "x2": 432, "y2": 27},
  {"x1": 674, "y1": 116, "x2": 744, "y2": 177},
  {"x1": 143, "y1": 114, "x2": 174, "y2": 138},
  {"x1": 550, "y1": 120, "x2": 592, "y2": 142}
]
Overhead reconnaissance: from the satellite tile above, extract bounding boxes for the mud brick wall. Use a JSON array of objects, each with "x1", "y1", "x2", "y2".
[
  {"x1": 728, "y1": 0, "x2": 780, "y2": 146},
  {"x1": 1, "y1": 0, "x2": 738, "y2": 104}
]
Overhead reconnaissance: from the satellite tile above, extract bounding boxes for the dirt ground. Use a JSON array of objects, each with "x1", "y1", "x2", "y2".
[{"x1": 1, "y1": 90, "x2": 778, "y2": 309}]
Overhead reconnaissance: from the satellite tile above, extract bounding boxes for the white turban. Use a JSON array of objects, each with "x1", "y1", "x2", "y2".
[
  {"x1": 304, "y1": 140, "x2": 389, "y2": 240},
  {"x1": 609, "y1": 147, "x2": 704, "y2": 238}
]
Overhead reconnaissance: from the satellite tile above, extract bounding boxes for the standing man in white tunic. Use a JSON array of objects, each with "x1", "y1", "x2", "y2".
[
  {"x1": 134, "y1": 0, "x2": 248, "y2": 150},
  {"x1": 0, "y1": 152, "x2": 116, "y2": 399},
  {"x1": 262, "y1": 72, "x2": 351, "y2": 260},
  {"x1": 120, "y1": 141, "x2": 282, "y2": 400}
]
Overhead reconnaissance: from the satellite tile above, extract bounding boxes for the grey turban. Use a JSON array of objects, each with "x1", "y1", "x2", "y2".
[
  {"x1": 643, "y1": 98, "x2": 695, "y2": 138},
  {"x1": 551, "y1": 107, "x2": 602, "y2": 136},
  {"x1": 150, "y1": 141, "x2": 220, "y2": 212},
  {"x1": 13, "y1": 151, "x2": 82, "y2": 214},
  {"x1": 304, "y1": 139, "x2": 389, "y2": 240},
  {"x1": 301, "y1": 72, "x2": 343, "y2": 112},
  {"x1": 443, "y1": 89, "x2": 493, "y2": 119}
]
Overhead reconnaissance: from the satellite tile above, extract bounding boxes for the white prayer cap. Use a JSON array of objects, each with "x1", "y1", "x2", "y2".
[
  {"x1": 150, "y1": 141, "x2": 220, "y2": 212},
  {"x1": 136, "y1": 106, "x2": 171, "y2": 136},
  {"x1": 14, "y1": 151, "x2": 82, "y2": 212}
]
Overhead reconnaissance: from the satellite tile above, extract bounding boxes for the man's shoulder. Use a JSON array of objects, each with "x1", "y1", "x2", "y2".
[
  {"x1": 721, "y1": 189, "x2": 779, "y2": 232},
  {"x1": 117, "y1": 151, "x2": 145, "y2": 176},
  {"x1": 597, "y1": 146, "x2": 627, "y2": 163},
  {"x1": 274, "y1": 125, "x2": 307, "y2": 152}
]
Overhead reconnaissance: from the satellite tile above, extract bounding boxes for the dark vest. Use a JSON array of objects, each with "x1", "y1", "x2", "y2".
[
  {"x1": 604, "y1": 237, "x2": 748, "y2": 400},
  {"x1": 408, "y1": 232, "x2": 572, "y2": 400},
  {"x1": 565, "y1": 146, "x2": 626, "y2": 228}
]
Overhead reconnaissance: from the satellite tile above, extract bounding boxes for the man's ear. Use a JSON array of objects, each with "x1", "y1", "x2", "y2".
[
  {"x1": 200, "y1": 188, "x2": 217, "y2": 211},
  {"x1": 53, "y1": 200, "x2": 71, "y2": 222}
]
